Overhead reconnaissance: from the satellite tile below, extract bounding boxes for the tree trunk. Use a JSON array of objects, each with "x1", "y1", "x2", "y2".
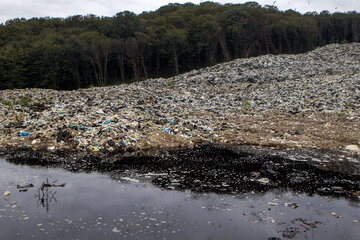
[
  {"x1": 140, "y1": 54, "x2": 148, "y2": 79},
  {"x1": 118, "y1": 55, "x2": 125, "y2": 82},
  {"x1": 218, "y1": 33, "x2": 230, "y2": 61},
  {"x1": 173, "y1": 47, "x2": 179, "y2": 75},
  {"x1": 103, "y1": 49, "x2": 108, "y2": 85},
  {"x1": 90, "y1": 57, "x2": 99, "y2": 85},
  {"x1": 156, "y1": 53, "x2": 160, "y2": 77},
  {"x1": 125, "y1": 38, "x2": 140, "y2": 81}
]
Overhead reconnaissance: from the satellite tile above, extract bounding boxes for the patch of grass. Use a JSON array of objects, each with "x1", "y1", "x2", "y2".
[
  {"x1": 19, "y1": 95, "x2": 32, "y2": 106},
  {"x1": 242, "y1": 100, "x2": 252, "y2": 111},
  {"x1": 0, "y1": 99, "x2": 13, "y2": 108},
  {"x1": 15, "y1": 112, "x2": 24, "y2": 125},
  {"x1": 242, "y1": 100, "x2": 251, "y2": 107}
]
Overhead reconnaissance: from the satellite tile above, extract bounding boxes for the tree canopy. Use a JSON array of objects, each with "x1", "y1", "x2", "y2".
[{"x1": 1, "y1": 1, "x2": 359, "y2": 90}]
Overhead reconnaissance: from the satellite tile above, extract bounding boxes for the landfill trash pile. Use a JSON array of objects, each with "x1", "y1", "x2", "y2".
[{"x1": 0, "y1": 43, "x2": 360, "y2": 158}]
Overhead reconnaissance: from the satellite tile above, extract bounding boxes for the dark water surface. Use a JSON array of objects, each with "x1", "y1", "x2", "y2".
[{"x1": 0, "y1": 158, "x2": 359, "y2": 240}]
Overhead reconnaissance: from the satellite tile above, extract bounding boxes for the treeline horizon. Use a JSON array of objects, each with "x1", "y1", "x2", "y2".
[{"x1": 1, "y1": 1, "x2": 360, "y2": 90}]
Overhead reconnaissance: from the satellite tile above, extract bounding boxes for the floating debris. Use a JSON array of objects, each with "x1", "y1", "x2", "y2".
[
  {"x1": 257, "y1": 178, "x2": 270, "y2": 184},
  {"x1": 120, "y1": 177, "x2": 139, "y2": 183},
  {"x1": 285, "y1": 203, "x2": 298, "y2": 209},
  {"x1": 2, "y1": 191, "x2": 10, "y2": 196},
  {"x1": 17, "y1": 183, "x2": 34, "y2": 189},
  {"x1": 329, "y1": 212, "x2": 341, "y2": 218}
]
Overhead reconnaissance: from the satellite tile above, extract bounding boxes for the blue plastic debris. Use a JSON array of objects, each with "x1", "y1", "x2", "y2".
[
  {"x1": 101, "y1": 119, "x2": 111, "y2": 125},
  {"x1": 166, "y1": 117, "x2": 174, "y2": 124},
  {"x1": 18, "y1": 132, "x2": 30, "y2": 137},
  {"x1": 161, "y1": 127, "x2": 171, "y2": 134}
]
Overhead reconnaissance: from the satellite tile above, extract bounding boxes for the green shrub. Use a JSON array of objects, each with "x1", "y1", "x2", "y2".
[
  {"x1": 242, "y1": 100, "x2": 251, "y2": 107},
  {"x1": 0, "y1": 99, "x2": 13, "y2": 108},
  {"x1": 19, "y1": 95, "x2": 32, "y2": 106},
  {"x1": 15, "y1": 112, "x2": 24, "y2": 124}
]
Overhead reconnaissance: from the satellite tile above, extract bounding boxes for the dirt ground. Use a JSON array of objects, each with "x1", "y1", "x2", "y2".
[
  {"x1": 1, "y1": 109, "x2": 359, "y2": 158},
  {"x1": 131, "y1": 109, "x2": 360, "y2": 154}
]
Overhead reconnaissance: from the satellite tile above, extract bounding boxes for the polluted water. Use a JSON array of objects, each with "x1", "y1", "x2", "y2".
[{"x1": 0, "y1": 157, "x2": 359, "y2": 240}]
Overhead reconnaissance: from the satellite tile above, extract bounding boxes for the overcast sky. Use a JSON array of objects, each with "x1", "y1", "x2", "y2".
[{"x1": 0, "y1": 0, "x2": 359, "y2": 23}]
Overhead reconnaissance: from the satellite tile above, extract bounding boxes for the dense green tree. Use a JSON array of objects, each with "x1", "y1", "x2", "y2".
[
  {"x1": 0, "y1": 45, "x2": 28, "y2": 89},
  {"x1": 0, "y1": 1, "x2": 359, "y2": 90},
  {"x1": 105, "y1": 11, "x2": 143, "y2": 38}
]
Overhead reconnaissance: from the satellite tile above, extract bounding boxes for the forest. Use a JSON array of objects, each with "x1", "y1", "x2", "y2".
[{"x1": 0, "y1": 1, "x2": 359, "y2": 90}]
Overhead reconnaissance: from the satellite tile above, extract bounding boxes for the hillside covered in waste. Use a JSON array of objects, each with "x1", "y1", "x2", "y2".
[{"x1": 0, "y1": 43, "x2": 359, "y2": 162}]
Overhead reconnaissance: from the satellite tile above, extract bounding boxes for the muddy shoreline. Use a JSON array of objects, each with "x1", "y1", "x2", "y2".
[{"x1": 2, "y1": 144, "x2": 359, "y2": 201}]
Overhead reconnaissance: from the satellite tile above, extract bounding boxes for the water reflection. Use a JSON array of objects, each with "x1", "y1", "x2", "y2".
[{"x1": 35, "y1": 178, "x2": 65, "y2": 212}]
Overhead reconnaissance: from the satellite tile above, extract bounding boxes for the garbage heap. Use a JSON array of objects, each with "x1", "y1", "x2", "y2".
[{"x1": 1, "y1": 43, "x2": 360, "y2": 156}]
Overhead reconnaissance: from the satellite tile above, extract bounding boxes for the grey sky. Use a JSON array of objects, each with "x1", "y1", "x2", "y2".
[{"x1": 0, "y1": 0, "x2": 359, "y2": 23}]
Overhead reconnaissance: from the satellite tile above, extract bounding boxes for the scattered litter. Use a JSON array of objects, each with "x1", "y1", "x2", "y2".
[
  {"x1": 345, "y1": 145, "x2": 359, "y2": 152},
  {"x1": 17, "y1": 184, "x2": 34, "y2": 189},
  {"x1": 257, "y1": 178, "x2": 270, "y2": 184},
  {"x1": 285, "y1": 203, "x2": 298, "y2": 209},
  {"x1": 2, "y1": 191, "x2": 11, "y2": 196},
  {"x1": 0, "y1": 43, "x2": 360, "y2": 155},
  {"x1": 18, "y1": 132, "x2": 30, "y2": 137},
  {"x1": 329, "y1": 212, "x2": 341, "y2": 218},
  {"x1": 120, "y1": 177, "x2": 139, "y2": 183}
]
